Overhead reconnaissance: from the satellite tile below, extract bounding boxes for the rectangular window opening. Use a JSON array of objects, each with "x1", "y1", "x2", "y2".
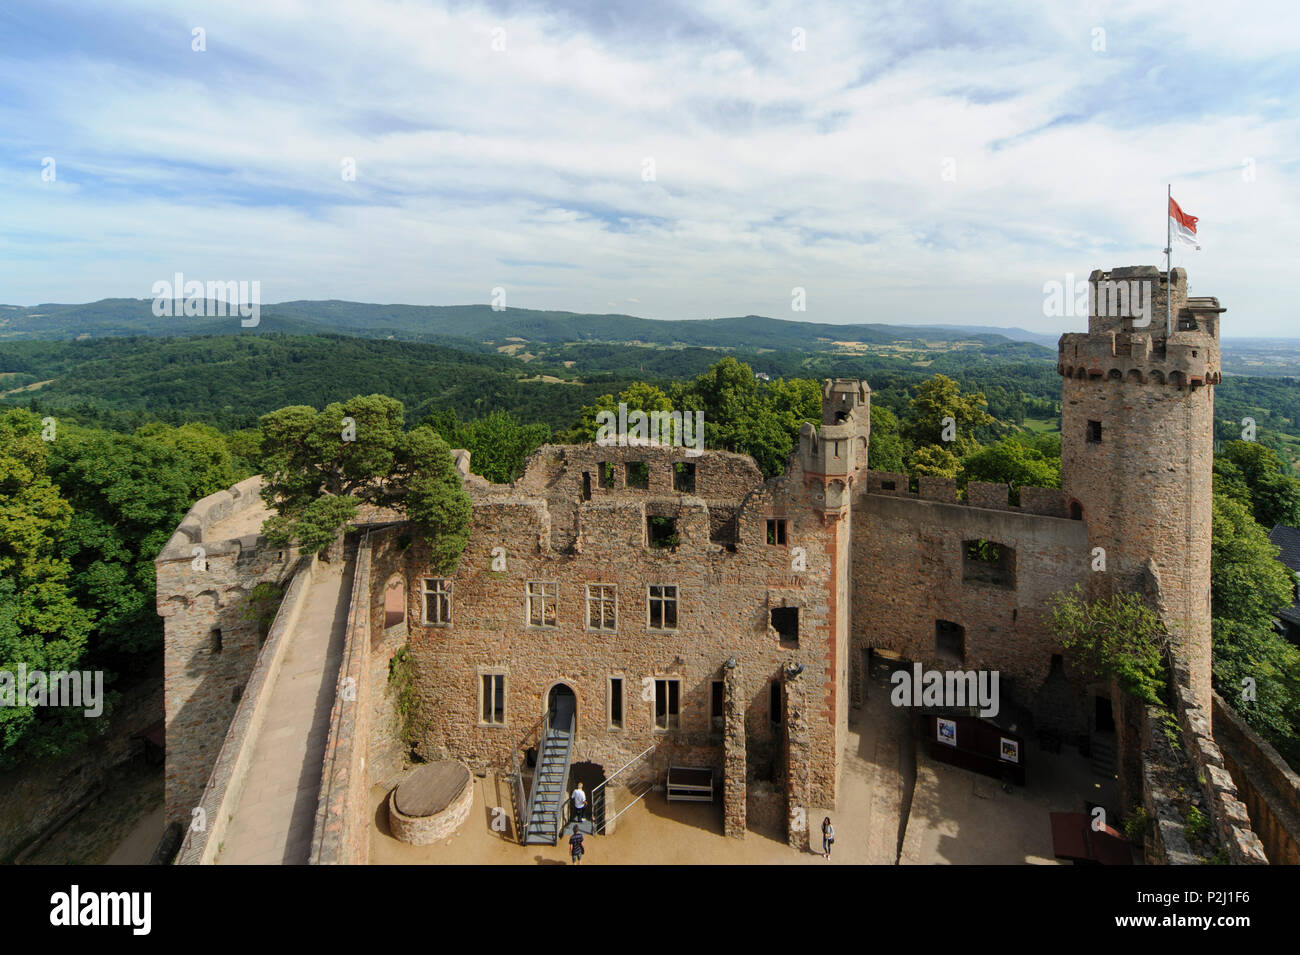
[
  {"x1": 609, "y1": 677, "x2": 624, "y2": 729},
  {"x1": 481, "y1": 673, "x2": 506, "y2": 725},
  {"x1": 1086, "y1": 420, "x2": 1102, "y2": 443},
  {"x1": 647, "y1": 515, "x2": 679, "y2": 549},
  {"x1": 771, "y1": 607, "x2": 799, "y2": 647},
  {"x1": 527, "y1": 581, "x2": 558, "y2": 627},
  {"x1": 935, "y1": 620, "x2": 965, "y2": 665},
  {"x1": 962, "y1": 540, "x2": 1016, "y2": 588},
  {"x1": 654, "y1": 678, "x2": 680, "y2": 731},
  {"x1": 210, "y1": 628, "x2": 223, "y2": 654},
  {"x1": 770, "y1": 680, "x2": 782, "y2": 727},
  {"x1": 587, "y1": 584, "x2": 617, "y2": 631},
  {"x1": 766, "y1": 518, "x2": 788, "y2": 546},
  {"x1": 674, "y1": 461, "x2": 696, "y2": 493},
  {"x1": 627, "y1": 461, "x2": 650, "y2": 489},
  {"x1": 423, "y1": 578, "x2": 452, "y2": 625},
  {"x1": 710, "y1": 680, "x2": 724, "y2": 736},
  {"x1": 648, "y1": 585, "x2": 678, "y2": 631},
  {"x1": 598, "y1": 462, "x2": 615, "y2": 488}
]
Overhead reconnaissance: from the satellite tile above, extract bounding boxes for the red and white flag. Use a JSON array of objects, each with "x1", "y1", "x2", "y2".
[{"x1": 1169, "y1": 196, "x2": 1201, "y2": 250}]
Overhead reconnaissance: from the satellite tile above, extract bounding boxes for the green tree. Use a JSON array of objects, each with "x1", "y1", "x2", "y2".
[
  {"x1": 0, "y1": 409, "x2": 95, "y2": 764},
  {"x1": 427, "y1": 409, "x2": 549, "y2": 484},
  {"x1": 908, "y1": 444, "x2": 960, "y2": 480},
  {"x1": 868, "y1": 405, "x2": 907, "y2": 474},
  {"x1": 904, "y1": 374, "x2": 995, "y2": 457},
  {"x1": 1210, "y1": 493, "x2": 1300, "y2": 766},
  {"x1": 1220, "y1": 440, "x2": 1300, "y2": 529},
  {"x1": 259, "y1": 397, "x2": 472, "y2": 563},
  {"x1": 1048, "y1": 585, "x2": 1168, "y2": 705},
  {"x1": 1211, "y1": 494, "x2": 1294, "y2": 631},
  {"x1": 961, "y1": 437, "x2": 1060, "y2": 502}
]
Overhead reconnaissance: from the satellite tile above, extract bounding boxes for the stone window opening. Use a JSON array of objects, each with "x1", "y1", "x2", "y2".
[
  {"x1": 581, "y1": 472, "x2": 592, "y2": 501},
  {"x1": 526, "y1": 580, "x2": 558, "y2": 628},
  {"x1": 647, "y1": 515, "x2": 680, "y2": 549},
  {"x1": 423, "y1": 578, "x2": 452, "y2": 626},
  {"x1": 586, "y1": 583, "x2": 617, "y2": 631},
  {"x1": 935, "y1": 620, "x2": 965, "y2": 665},
  {"x1": 1086, "y1": 420, "x2": 1102, "y2": 443},
  {"x1": 771, "y1": 607, "x2": 799, "y2": 648},
  {"x1": 653, "y1": 678, "x2": 680, "y2": 731},
  {"x1": 962, "y1": 540, "x2": 1016, "y2": 588},
  {"x1": 766, "y1": 518, "x2": 788, "y2": 546},
  {"x1": 710, "y1": 680, "x2": 724, "y2": 737},
  {"x1": 674, "y1": 461, "x2": 696, "y2": 493},
  {"x1": 1069, "y1": 500, "x2": 1084, "y2": 521},
  {"x1": 608, "y1": 676, "x2": 624, "y2": 730},
  {"x1": 598, "y1": 462, "x2": 615, "y2": 488},
  {"x1": 627, "y1": 461, "x2": 650, "y2": 489},
  {"x1": 480, "y1": 672, "x2": 506, "y2": 726},
  {"x1": 881, "y1": 480, "x2": 896, "y2": 492},
  {"x1": 769, "y1": 680, "x2": 782, "y2": 727},
  {"x1": 210, "y1": 627, "x2": 223, "y2": 655},
  {"x1": 709, "y1": 507, "x2": 738, "y2": 550},
  {"x1": 648, "y1": 584, "x2": 678, "y2": 631}
]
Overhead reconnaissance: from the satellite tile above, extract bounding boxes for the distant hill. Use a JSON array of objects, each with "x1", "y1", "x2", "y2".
[{"x1": 0, "y1": 298, "x2": 1052, "y2": 354}]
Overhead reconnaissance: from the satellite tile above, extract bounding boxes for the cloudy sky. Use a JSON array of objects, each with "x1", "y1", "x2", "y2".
[{"x1": 2, "y1": 0, "x2": 1297, "y2": 334}]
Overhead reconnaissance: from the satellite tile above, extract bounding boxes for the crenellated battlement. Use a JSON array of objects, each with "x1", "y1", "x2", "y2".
[{"x1": 1058, "y1": 266, "x2": 1223, "y2": 388}]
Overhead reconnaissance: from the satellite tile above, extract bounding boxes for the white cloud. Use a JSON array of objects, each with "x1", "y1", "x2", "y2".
[{"x1": 0, "y1": 0, "x2": 1296, "y2": 333}]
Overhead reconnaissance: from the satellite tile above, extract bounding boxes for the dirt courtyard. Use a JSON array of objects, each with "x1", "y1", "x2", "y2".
[{"x1": 369, "y1": 667, "x2": 1120, "y2": 866}]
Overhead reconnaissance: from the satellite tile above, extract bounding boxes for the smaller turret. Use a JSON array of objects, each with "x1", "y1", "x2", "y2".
[{"x1": 798, "y1": 379, "x2": 870, "y2": 513}]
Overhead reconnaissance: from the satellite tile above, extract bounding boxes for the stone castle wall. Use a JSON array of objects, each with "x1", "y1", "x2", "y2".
[
  {"x1": 397, "y1": 441, "x2": 851, "y2": 810},
  {"x1": 850, "y1": 480, "x2": 1091, "y2": 730},
  {"x1": 156, "y1": 476, "x2": 296, "y2": 826}
]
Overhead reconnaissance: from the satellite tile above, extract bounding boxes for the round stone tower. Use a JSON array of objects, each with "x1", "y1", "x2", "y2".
[{"x1": 1058, "y1": 266, "x2": 1223, "y2": 712}]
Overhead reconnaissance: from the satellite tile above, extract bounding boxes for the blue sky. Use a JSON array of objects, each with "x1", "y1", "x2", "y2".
[{"x1": 1, "y1": 0, "x2": 1298, "y2": 334}]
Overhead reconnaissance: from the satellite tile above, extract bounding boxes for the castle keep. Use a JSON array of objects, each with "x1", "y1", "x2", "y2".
[{"x1": 159, "y1": 266, "x2": 1277, "y2": 863}]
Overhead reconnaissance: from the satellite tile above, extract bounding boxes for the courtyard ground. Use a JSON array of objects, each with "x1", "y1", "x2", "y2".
[{"x1": 371, "y1": 662, "x2": 1120, "y2": 865}]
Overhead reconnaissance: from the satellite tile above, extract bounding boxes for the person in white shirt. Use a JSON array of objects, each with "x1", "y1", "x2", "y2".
[{"x1": 572, "y1": 782, "x2": 587, "y2": 825}]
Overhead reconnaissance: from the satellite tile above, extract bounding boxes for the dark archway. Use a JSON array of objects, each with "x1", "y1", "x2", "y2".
[{"x1": 548, "y1": 683, "x2": 577, "y2": 736}]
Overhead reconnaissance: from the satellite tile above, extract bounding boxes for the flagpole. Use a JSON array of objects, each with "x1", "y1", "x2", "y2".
[{"x1": 1166, "y1": 183, "x2": 1172, "y2": 338}]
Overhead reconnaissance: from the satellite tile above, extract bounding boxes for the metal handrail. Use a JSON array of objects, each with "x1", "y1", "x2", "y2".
[
  {"x1": 589, "y1": 744, "x2": 655, "y2": 800},
  {"x1": 555, "y1": 713, "x2": 575, "y2": 843},
  {"x1": 523, "y1": 711, "x2": 552, "y2": 839},
  {"x1": 581, "y1": 743, "x2": 655, "y2": 835}
]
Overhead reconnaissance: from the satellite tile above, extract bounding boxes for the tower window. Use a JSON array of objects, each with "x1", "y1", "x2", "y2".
[
  {"x1": 627, "y1": 462, "x2": 650, "y2": 489},
  {"x1": 210, "y1": 628, "x2": 223, "y2": 654},
  {"x1": 766, "y1": 518, "x2": 788, "y2": 546},
  {"x1": 1086, "y1": 420, "x2": 1102, "y2": 443},
  {"x1": 770, "y1": 680, "x2": 782, "y2": 727}
]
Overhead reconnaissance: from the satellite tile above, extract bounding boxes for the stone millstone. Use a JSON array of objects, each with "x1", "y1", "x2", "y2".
[{"x1": 394, "y1": 762, "x2": 471, "y2": 818}]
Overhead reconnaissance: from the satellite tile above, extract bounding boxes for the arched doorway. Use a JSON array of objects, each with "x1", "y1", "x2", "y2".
[
  {"x1": 383, "y1": 574, "x2": 405, "y2": 629},
  {"x1": 548, "y1": 683, "x2": 577, "y2": 736}
]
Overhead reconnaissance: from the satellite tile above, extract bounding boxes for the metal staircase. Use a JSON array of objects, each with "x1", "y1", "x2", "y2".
[{"x1": 523, "y1": 707, "x2": 576, "y2": 845}]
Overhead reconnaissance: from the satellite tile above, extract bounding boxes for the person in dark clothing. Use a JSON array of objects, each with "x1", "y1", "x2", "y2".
[{"x1": 569, "y1": 826, "x2": 585, "y2": 865}]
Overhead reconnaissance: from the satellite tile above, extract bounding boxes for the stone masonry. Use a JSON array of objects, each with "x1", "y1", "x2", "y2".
[{"x1": 158, "y1": 265, "x2": 1252, "y2": 857}]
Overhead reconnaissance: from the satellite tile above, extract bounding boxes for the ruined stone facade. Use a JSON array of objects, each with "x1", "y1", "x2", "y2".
[{"x1": 158, "y1": 265, "x2": 1239, "y2": 854}]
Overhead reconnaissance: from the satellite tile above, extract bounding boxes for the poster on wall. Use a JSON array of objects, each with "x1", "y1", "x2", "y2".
[
  {"x1": 1000, "y1": 737, "x2": 1020, "y2": 763},
  {"x1": 937, "y1": 718, "x2": 957, "y2": 747}
]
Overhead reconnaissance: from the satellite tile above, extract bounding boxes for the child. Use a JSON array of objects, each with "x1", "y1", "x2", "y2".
[{"x1": 569, "y1": 826, "x2": 585, "y2": 865}]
